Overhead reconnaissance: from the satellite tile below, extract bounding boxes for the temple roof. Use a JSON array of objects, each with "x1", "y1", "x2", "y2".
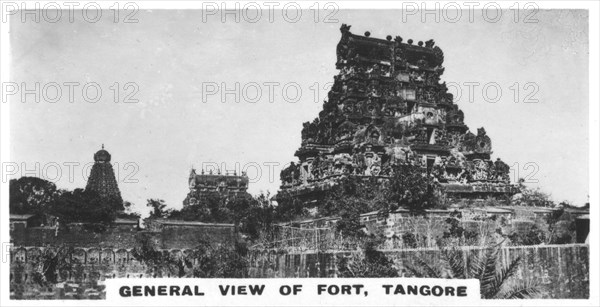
[
  {"x1": 9, "y1": 214, "x2": 36, "y2": 221},
  {"x1": 93, "y1": 145, "x2": 111, "y2": 163}
]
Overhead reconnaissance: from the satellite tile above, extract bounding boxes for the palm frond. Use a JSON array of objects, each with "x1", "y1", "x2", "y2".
[
  {"x1": 481, "y1": 248, "x2": 500, "y2": 281},
  {"x1": 403, "y1": 263, "x2": 425, "y2": 278},
  {"x1": 480, "y1": 248, "x2": 502, "y2": 298},
  {"x1": 442, "y1": 248, "x2": 466, "y2": 279},
  {"x1": 485, "y1": 256, "x2": 522, "y2": 298},
  {"x1": 405, "y1": 257, "x2": 442, "y2": 278},
  {"x1": 496, "y1": 281, "x2": 544, "y2": 299},
  {"x1": 467, "y1": 249, "x2": 484, "y2": 279}
]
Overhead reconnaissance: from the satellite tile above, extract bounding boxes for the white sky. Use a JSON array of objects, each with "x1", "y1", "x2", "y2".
[{"x1": 7, "y1": 9, "x2": 589, "y2": 215}]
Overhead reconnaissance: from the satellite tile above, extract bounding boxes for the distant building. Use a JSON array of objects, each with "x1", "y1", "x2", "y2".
[
  {"x1": 9, "y1": 214, "x2": 41, "y2": 231},
  {"x1": 185, "y1": 168, "x2": 249, "y2": 204},
  {"x1": 85, "y1": 145, "x2": 123, "y2": 204}
]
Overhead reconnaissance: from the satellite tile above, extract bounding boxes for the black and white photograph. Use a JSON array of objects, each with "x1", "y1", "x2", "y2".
[{"x1": 0, "y1": 1, "x2": 597, "y2": 305}]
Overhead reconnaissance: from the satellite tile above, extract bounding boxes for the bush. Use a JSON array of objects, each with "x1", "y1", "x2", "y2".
[
  {"x1": 131, "y1": 236, "x2": 249, "y2": 278},
  {"x1": 508, "y1": 224, "x2": 545, "y2": 246},
  {"x1": 401, "y1": 233, "x2": 417, "y2": 248},
  {"x1": 387, "y1": 164, "x2": 440, "y2": 213},
  {"x1": 337, "y1": 240, "x2": 398, "y2": 278}
]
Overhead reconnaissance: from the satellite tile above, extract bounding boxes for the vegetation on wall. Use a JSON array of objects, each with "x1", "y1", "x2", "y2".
[
  {"x1": 273, "y1": 164, "x2": 442, "y2": 241},
  {"x1": 405, "y1": 246, "x2": 543, "y2": 299},
  {"x1": 131, "y1": 236, "x2": 248, "y2": 278},
  {"x1": 337, "y1": 239, "x2": 399, "y2": 278}
]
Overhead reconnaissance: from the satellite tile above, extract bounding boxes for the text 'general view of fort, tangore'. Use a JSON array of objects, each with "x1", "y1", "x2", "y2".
[{"x1": 9, "y1": 25, "x2": 589, "y2": 300}]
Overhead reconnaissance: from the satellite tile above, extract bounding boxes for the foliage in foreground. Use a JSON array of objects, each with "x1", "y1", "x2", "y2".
[
  {"x1": 405, "y1": 245, "x2": 544, "y2": 299},
  {"x1": 337, "y1": 240, "x2": 399, "y2": 278},
  {"x1": 131, "y1": 236, "x2": 248, "y2": 278}
]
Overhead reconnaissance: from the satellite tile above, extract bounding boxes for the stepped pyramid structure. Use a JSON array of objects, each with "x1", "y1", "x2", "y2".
[
  {"x1": 85, "y1": 145, "x2": 123, "y2": 204},
  {"x1": 279, "y1": 24, "x2": 518, "y2": 201}
]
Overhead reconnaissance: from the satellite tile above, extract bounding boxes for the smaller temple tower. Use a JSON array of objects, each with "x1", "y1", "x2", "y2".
[
  {"x1": 185, "y1": 167, "x2": 249, "y2": 205},
  {"x1": 85, "y1": 145, "x2": 123, "y2": 204}
]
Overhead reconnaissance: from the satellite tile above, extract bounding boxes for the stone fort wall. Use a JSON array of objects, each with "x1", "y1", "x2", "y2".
[
  {"x1": 10, "y1": 222, "x2": 238, "y2": 296},
  {"x1": 247, "y1": 244, "x2": 589, "y2": 299},
  {"x1": 9, "y1": 210, "x2": 589, "y2": 299},
  {"x1": 10, "y1": 222, "x2": 236, "y2": 250},
  {"x1": 11, "y1": 244, "x2": 589, "y2": 299}
]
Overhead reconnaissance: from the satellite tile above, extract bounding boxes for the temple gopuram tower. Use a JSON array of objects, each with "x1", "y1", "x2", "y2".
[
  {"x1": 279, "y1": 25, "x2": 518, "y2": 202},
  {"x1": 184, "y1": 168, "x2": 250, "y2": 205},
  {"x1": 85, "y1": 145, "x2": 123, "y2": 203}
]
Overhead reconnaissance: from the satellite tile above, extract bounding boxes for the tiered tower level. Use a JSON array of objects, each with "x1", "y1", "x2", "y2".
[{"x1": 279, "y1": 25, "x2": 518, "y2": 200}]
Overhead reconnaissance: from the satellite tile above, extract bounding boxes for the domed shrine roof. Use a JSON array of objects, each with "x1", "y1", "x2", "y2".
[{"x1": 94, "y1": 145, "x2": 111, "y2": 162}]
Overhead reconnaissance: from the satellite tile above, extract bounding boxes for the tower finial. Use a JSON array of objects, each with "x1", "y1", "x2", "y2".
[{"x1": 102, "y1": 143, "x2": 104, "y2": 149}]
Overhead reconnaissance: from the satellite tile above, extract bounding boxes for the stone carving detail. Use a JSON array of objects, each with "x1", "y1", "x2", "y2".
[
  {"x1": 475, "y1": 127, "x2": 492, "y2": 153},
  {"x1": 471, "y1": 159, "x2": 490, "y2": 181},
  {"x1": 447, "y1": 106, "x2": 465, "y2": 124},
  {"x1": 492, "y1": 158, "x2": 511, "y2": 182}
]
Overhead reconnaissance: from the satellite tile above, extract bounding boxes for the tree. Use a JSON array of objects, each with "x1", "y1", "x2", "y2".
[
  {"x1": 405, "y1": 245, "x2": 543, "y2": 299},
  {"x1": 146, "y1": 199, "x2": 172, "y2": 218},
  {"x1": 513, "y1": 179, "x2": 554, "y2": 207},
  {"x1": 119, "y1": 201, "x2": 141, "y2": 219},
  {"x1": 316, "y1": 176, "x2": 388, "y2": 238},
  {"x1": 9, "y1": 177, "x2": 60, "y2": 215},
  {"x1": 155, "y1": 193, "x2": 275, "y2": 242},
  {"x1": 50, "y1": 189, "x2": 119, "y2": 232},
  {"x1": 234, "y1": 193, "x2": 276, "y2": 241},
  {"x1": 31, "y1": 245, "x2": 74, "y2": 286},
  {"x1": 170, "y1": 193, "x2": 230, "y2": 222},
  {"x1": 387, "y1": 164, "x2": 440, "y2": 213},
  {"x1": 274, "y1": 191, "x2": 309, "y2": 222}
]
